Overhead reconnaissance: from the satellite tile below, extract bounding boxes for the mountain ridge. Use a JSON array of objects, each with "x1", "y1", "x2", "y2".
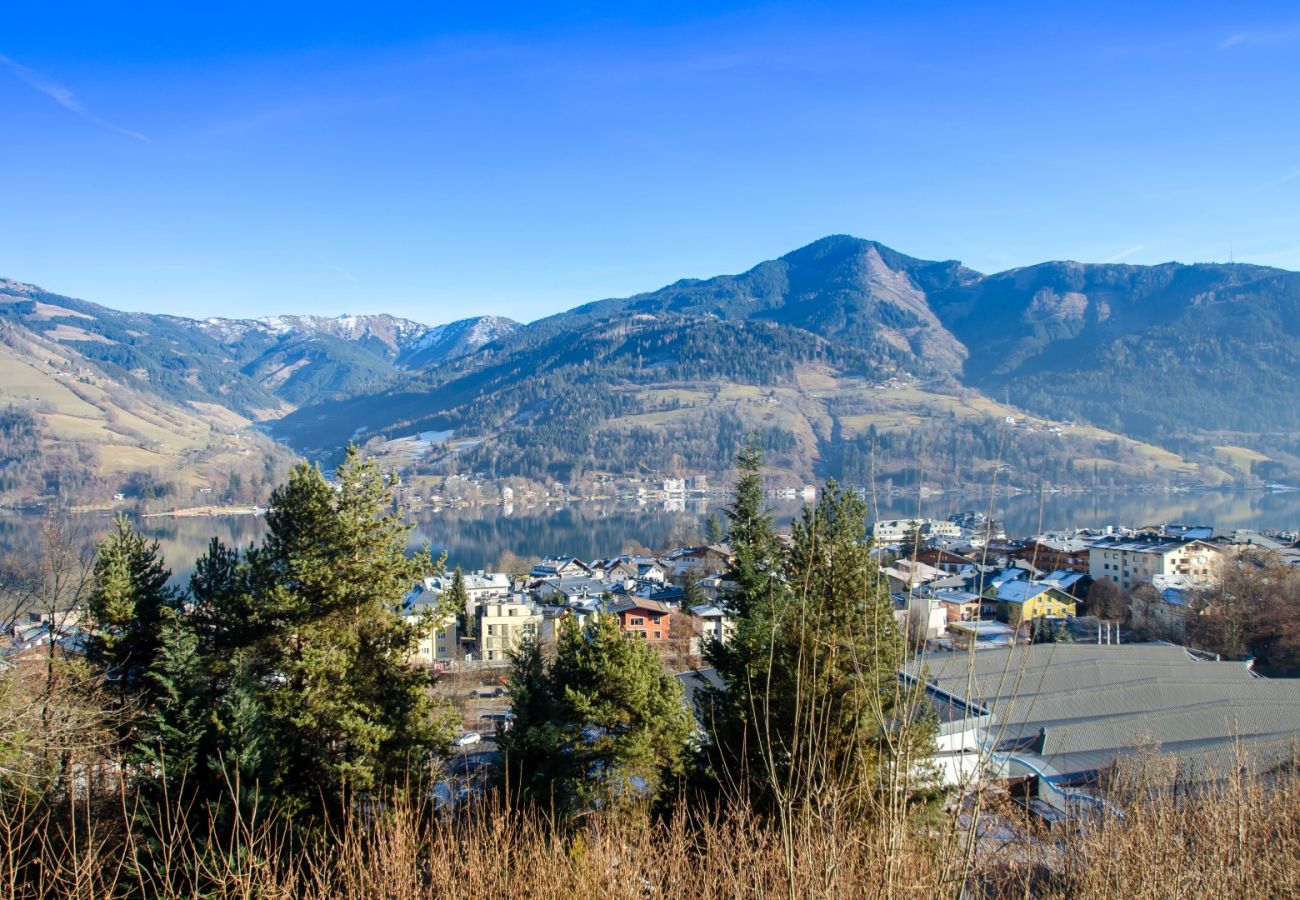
[
  {"x1": 271, "y1": 235, "x2": 1300, "y2": 485},
  {"x1": 4, "y1": 235, "x2": 1299, "y2": 500}
]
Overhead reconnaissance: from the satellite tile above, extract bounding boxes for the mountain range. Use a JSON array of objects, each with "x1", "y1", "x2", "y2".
[{"x1": 3, "y1": 235, "x2": 1298, "y2": 503}]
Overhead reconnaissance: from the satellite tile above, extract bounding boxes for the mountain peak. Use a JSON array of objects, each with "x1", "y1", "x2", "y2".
[{"x1": 397, "y1": 314, "x2": 520, "y2": 368}]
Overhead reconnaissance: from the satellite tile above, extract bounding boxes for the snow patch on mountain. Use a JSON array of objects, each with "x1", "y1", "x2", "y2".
[{"x1": 399, "y1": 315, "x2": 519, "y2": 366}]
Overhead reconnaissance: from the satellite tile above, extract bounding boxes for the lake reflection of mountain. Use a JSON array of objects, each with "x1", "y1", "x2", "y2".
[{"x1": 3, "y1": 489, "x2": 1297, "y2": 585}]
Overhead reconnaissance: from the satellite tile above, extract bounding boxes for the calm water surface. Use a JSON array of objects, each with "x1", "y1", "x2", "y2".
[{"x1": 3, "y1": 489, "x2": 1298, "y2": 583}]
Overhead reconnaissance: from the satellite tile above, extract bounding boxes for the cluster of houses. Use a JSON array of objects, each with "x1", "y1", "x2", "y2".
[
  {"x1": 4, "y1": 609, "x2": 88, "y2": 657},
  {"x1": 401, "y1": 513, "x2": 1300, "y2": 670},
  {"x1": 6, "y1": 510, "x2": 1296, "y2": 680},
  {"x1": 874, "y1": 516, "x2": 1299, "y2": 649},
  {"x1": 402, "y1": 545, "x2": 736, "y2": 668},
  {"x1": 874, "y1": 518, "x2": 1300, "y2": 819}
]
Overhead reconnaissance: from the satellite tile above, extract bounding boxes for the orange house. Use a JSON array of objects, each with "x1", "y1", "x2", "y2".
[{"x1": 610, "y1": 599, "x2": 673, "y2": 642}]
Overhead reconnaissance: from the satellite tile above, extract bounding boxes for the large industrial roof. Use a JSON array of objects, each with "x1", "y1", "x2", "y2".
[{"x1": 910, "y1": 643, "x2": 1300, "y2": 781}]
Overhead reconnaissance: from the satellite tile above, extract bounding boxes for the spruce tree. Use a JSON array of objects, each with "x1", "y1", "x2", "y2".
[
  {"x1": 174, "y1": 537, "x2": 263, "y2": 807},
  {"x1": 448, "y1": 565, "x2": 474, "y2": 639},
  {"x1": 138, "y1": 608, "x2": 206, "y2": 795},
  {"x1": 681, "y1": 575, "x2": 706, "y2": 609},
  {"x1": 899, "y1": 522, "x2": 925, "y2": 560},
  {"x1": 778, "y1": 481, "x2": 933, "y2": 817},
  {"x1": 502, "y1": 613, "x2": 692, "y2": 816},
  {"x1": 698, "y1": 441, "x2": 787, "y2": 801}
]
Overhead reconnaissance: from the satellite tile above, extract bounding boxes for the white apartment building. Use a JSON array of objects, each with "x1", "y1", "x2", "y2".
[
  {"x1": 1088, "y1": 533, "x2": 1223, "y2": 592},
  {"x1": 418, "y1": 571, "x2": 511, "y2": 604},
  {"x1": 689, "y1": 604, "x2": 734, "y2": 644},
  {"x1": 871, "y1": 518, "x2": 963, "y2": 544}
]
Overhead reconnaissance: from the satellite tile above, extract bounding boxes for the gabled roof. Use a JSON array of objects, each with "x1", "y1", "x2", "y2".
[
  {"x1": 933, "y1": 588, "x2": 982, "y2": 605},
  {"x1": 883, "y1": 559, "x2": 947, "y2": 587},
  {"x1": 531, "y1": 556, "x2": 594, "y2": 576},
  {"x1": 539, "y1": 576, "x2": 611, "y2": 598},
  {"x1": 988, "y1": 567, "x2": 1028, "y2": 589},
  {"x1": 689, "y1": 603, "x2": 730, "y2": 620},
  {"x1": 1026, "y1": 536, "x2": 1092, "y2": 553},
  {"x1": 1043, "y1": 570, "x2": 1085, "y2": 590},
  {"x1": 1088, "y1": 533, "x2": 1221, "y2": 555},
  {"x1": 995, "y1": 580, "x2": 1073, "y2": 605},
  {"x1": 636, "y1": 584, "x2": 684, "y2": 602},
  {"x1": 608, "y1": 598, "x2": 674, "y2": 617},
  {"x1": 1149, "y1": 573, "x2": 1207, "y2": 607},
  {"x1": 665, "y1": 544, "x2": 732, "y2": 560}
]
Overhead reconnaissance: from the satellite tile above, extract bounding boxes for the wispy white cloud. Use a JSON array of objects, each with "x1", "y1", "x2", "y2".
[
  {"x1": 329, "y1": 264, "x2": 358, "y2": 283},
  {"x1": 1220, "y1": 27, "x2": 1300, "y2": 51},
  {"x1": 0, "y1": 53, "x2": 149, "y2": 142},
  {"x1": 1265, "y1": 164, "x2": 1300, "y2": 189},
  {"x1": 1103, "y1": 244, "x2": 1146, "y2": 263}
]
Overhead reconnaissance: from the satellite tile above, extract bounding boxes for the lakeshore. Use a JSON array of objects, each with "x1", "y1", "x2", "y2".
[{"x1": 5, "y1": 487, "x2": 1299, "y2": 583}]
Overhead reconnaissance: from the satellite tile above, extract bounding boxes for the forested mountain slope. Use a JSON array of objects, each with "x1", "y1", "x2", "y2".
[
  {"x1": 273, "y1": 237, "x2": 1300, "y2": 487},
  {"x1": 929, "y1": 260, "x2": 1300, "y2": 439},
  {"x1": 6, "y1": 234, "x2": 1300, "y2": 498}
]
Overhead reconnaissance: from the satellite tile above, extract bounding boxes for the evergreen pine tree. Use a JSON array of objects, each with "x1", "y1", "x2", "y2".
[
  {"x1": 700, "y1": 450, "x2": 939, "y2": 820},
  {"x1": 138, "y1": 608, "x2": 206, "y2": 796},
  {"x1": 211, "y1": 651, "x2": 268, "y2": 804},
  {"x1": 85, "y1": 515, "x2": 179, "y2": 752},
  {"x1": 239, "y1": 447, "x2": 455, "y2": 817},
  {"x1": 778, "y1": 481, "x2": 935, "y2": 817},
  {"x1": 178, "y1": 537, "x2": 266, "y2": 808},
  {"x1": 498, "y1": 634, "x2": 563, "y2": 804},
  {"x1": 705, "y1": 512, "x2": 725, "y2": 545},
  {"x1": 899, "y1": 522, "x2": 926, "y2": 560}
]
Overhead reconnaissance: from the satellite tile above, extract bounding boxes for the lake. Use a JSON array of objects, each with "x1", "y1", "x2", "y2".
[{"x1": 3, "y1": 488, "x2": 1298, "y2": 583}]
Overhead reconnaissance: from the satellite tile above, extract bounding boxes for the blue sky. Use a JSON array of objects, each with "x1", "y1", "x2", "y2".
[{"x1": 3, "y1": 1, "x2": 1299, "y2": 325}]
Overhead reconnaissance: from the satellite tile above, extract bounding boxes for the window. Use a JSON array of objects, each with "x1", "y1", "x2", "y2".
[
  {"x1": 653, "y1": 631, "x2": 662, "y2": 640},
  {"x1": 652, "y1": 616, "x2": 662, "y2": 625},
  {"x1": 630, "y1": 617, "x2": 645, "y2": 626}
]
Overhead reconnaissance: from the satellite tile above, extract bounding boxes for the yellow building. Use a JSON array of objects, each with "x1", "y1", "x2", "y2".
[
  {"x1": 477, "y1": 599, "x2": 541, "y2": 663},
  {"x1": 993, "y1": 582, "x2": 1077, "y2": 627}
]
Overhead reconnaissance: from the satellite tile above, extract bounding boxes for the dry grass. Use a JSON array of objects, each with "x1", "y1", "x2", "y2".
[{"x1": 1, "y1": 762, "x2": 1296, "y2": 899}]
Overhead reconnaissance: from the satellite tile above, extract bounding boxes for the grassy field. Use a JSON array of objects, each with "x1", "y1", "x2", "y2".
[
  {"x1": 1213, "y1": 444, "x2": 1270, "y2": 469},
  {"x1": 0, "y1": 329, "x2": 275, "y2": 499}
]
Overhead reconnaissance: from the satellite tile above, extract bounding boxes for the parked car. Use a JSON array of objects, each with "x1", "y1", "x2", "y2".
[{"x1": 451, "y1": 731, "x2": 481, "y2": 748}]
